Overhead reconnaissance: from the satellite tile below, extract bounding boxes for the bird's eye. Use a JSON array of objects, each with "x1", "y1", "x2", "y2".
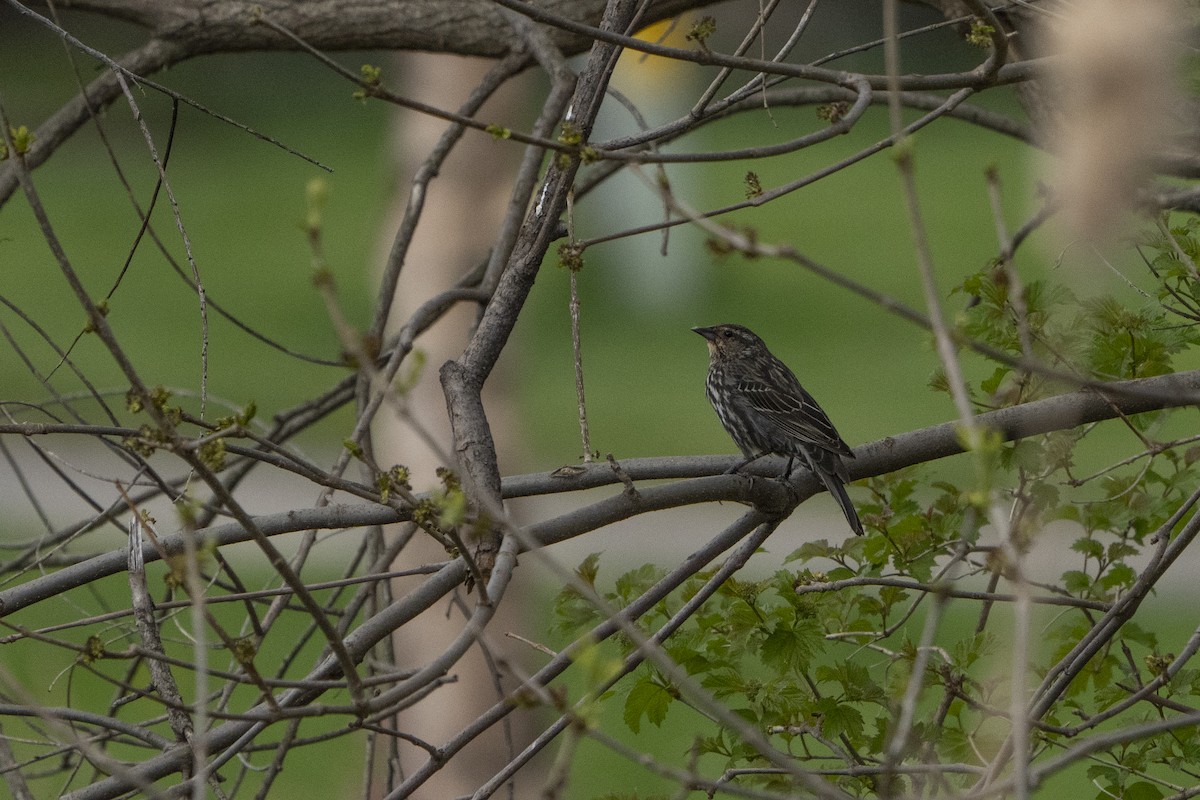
[{"x1": 721, "y1": 330, "x2": 732, "y2": 338}]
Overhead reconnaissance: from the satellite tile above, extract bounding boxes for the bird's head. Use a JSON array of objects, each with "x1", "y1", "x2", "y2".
[{"x1": 691, "y1": 324, "x2": 765, "y2": 360}]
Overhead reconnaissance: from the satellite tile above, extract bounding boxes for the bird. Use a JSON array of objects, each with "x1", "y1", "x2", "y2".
[{"x1": 692, "y1": 323, "x2": 863, "y2": 536}]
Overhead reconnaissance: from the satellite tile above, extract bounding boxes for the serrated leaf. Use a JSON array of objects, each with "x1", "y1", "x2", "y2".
[
  {"x1": 760, "y1": 618, "x2": 822, "y2": 672},
  {"x1": 623, "y1": 678, "x2": 673, "y2": 734},
  {"x1": 784, "y1": 540, "x2": 833, "y2": 563},
  {"x1": 1062, "y1": 570, "x2": 1093, "y2": 594},
  {"x1": 614, "y1": 563, "x2": 666, "y2": 603},
  {"x1": 1100, "y1": 562, "x2": 1136, "y2": 591},
  {"x1": 815, "y1": 696, "x2": 864, "y2": 740},
  {"x1": 1107, "y1": 541, "x2": 1139, "y2": 561},
  {"x1": 702, "y1": 668, "x2": 748, "y2": 699},
  {"x1": 575, "y1": 552, "x2": 602, "y2": 586}
]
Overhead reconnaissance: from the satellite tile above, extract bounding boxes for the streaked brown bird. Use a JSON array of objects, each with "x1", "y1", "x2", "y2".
[{"x1": 693, "y1": 323, "x2": 863, "y2": 536}]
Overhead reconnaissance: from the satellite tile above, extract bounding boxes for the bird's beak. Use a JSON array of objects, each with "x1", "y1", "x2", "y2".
[{"x1": 692, "y1": 326, "x2": 717, "y2": 341}]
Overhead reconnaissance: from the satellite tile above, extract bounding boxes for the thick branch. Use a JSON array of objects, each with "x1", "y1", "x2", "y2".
[
  {"x1": 0, "y1": 0, "x2": 705, "y2": 207},
  {"x1": 502, "y1": 368, "x2": 1200, "y2": 499},
  {"x1": 7, "y1": 369, "x2": 1198, "y2": 620},
  {"x1": 34, "y1": 0, "x2": 703, "y2": 56}
]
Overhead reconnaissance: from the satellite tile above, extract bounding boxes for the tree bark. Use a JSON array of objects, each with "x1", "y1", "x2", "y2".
[{"x1": 32, "y1": 0, "x2": 708, "y2": 56}]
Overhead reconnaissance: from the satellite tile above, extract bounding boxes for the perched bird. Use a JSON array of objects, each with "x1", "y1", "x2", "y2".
[{"x1": 693, "y1": 323, "x2": 863, "y2": 536}]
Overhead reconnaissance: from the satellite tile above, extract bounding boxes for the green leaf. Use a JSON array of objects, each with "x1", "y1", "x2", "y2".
[
  {"x1": 702, "y1": 668, "x2": 749, "y2": 699},
  {"x1": 575, "y1": 552, "x2": 602, "y2": 587},
  {"x1": 623, "y1": 677, "x2": 674, "y2": 734},
  {"x1": 552, "y1": 556, "x2": 606, "y2": 636},
  {"x1": 833, "y1": 660, "x2": 885, "y2": 702},
  {"x1": 1100, "y1": 562, "x2": 1136, "y2": 591},
  {"x1": 815, "y1": 697, "x2": 864, "y2": 740},
  {"x1": 979, "y1": 366, "x2": 1011, "y2": 396},
  {"x1": 1107, "y1": 541, "x2": 1139, "y2": 561},
  {"x1": 614, "y1": 563, "x2": 666, "y2": 604},
  {"x1": 1121, "y1": 621, "x2": 1159, "y2": 649},
  {"x1": 784, "y1": 539, "x2": 833, "y2": 564},
  {"x1": 952, "y1": 631, "x2": 997, "y2": 669},
  {"x1": 1063, "y1": 570, "x2": 1093, "y2": 595},
  {"x1": 1122, "y1": 781, "x2": 1164, "y2": 800},
  {"x1": 1086, "y1": 764, "x2": 1119, "y2": 784},
  {"x1": 760, "y1": 618, "x2": 822, "y2": 673}
]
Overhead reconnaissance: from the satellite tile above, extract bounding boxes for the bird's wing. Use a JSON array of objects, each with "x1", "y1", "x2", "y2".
[{"x1": 735, "y1": 372, "x2": 854, "y2": 458}]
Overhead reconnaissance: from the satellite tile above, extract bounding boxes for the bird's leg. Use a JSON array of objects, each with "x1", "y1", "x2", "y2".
[
  {"x1": 776, "y1": 455, "x2": 803, "y2": 505},
  {"x1": 780, "y1": 456, "x2": 795, "y2": 480},
  {"x1": 725, "y1": 452, "x2": 764, "y2": 475}
]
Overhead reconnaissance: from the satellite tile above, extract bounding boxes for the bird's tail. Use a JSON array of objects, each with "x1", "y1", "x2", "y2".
[
  {"x1": 805, "y1": 449, "x2": 864, "y2": 536},
  {"x1": 825, "y1": 474, "x2": 864, "y2": 536}
]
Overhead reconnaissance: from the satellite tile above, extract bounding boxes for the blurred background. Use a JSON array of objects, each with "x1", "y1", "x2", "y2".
[{"x1": 1, "y1": 1, "x2": 1166, "y2": 797}]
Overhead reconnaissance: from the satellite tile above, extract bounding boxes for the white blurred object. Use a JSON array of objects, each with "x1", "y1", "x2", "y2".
[{"x1": 1044, "y1": 0, "x2": 1184, "y2": 241}]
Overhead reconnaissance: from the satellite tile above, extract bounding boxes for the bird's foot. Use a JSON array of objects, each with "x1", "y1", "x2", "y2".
[
  {"x1": 725, "y1": 454, "x2": 762, "y2": 475},
  {"x1": 777, "y1": 455, "x2": 796, "y2": 481}
]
